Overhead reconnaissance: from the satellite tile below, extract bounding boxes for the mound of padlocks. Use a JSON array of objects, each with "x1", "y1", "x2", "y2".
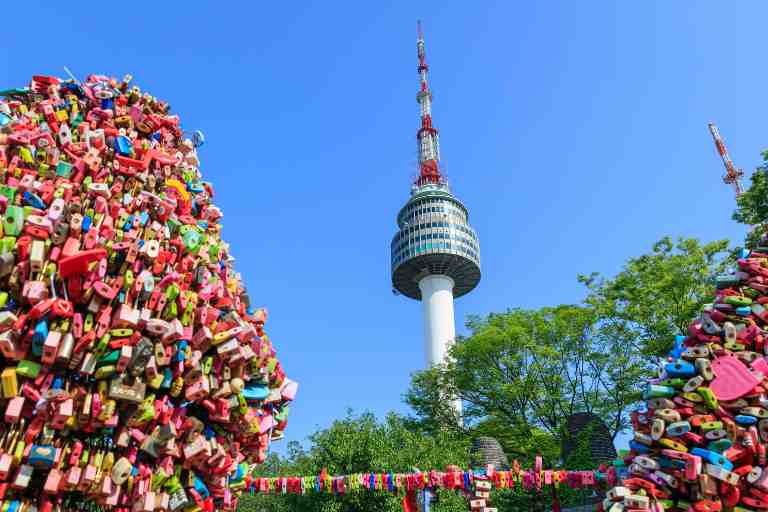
[
  {"x1": 602, "y1": 232, "x2": 768, "y2": 511},
  {"x1": 0, "y1": 73, "x2": 297, "y2": 511}
]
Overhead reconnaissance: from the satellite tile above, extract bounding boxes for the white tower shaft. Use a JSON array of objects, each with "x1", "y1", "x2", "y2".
[
  {"x1": 418, "y1": 275, "x2": 456, "y2": 366},
  {"x1": 418, "y1": 274, "x2": 463, "y2": 416}
]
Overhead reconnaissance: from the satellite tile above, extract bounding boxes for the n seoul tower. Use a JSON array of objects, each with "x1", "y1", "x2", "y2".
[{"x1": 391, "y1": 22, "x2": 481, "y2": 413}]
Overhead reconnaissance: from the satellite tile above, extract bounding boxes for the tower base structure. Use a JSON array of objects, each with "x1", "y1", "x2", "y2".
[{"x1": 418, "y1": 274, "x2": 462, "y2": 416}]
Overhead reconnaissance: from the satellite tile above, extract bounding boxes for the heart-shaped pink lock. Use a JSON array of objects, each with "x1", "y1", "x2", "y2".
[{"x1": 710, "y1": 355, "x2": 764, "y2": 400}]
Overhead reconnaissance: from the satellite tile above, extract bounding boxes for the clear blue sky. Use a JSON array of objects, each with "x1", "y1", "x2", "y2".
[{"x1": 2, "y1": 2, "x2": 766, "y2": 454}]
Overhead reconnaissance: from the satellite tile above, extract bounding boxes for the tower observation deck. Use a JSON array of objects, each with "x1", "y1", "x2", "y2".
[{"x1": 390, "y1": 23, "x2": 481, "y2": 377}]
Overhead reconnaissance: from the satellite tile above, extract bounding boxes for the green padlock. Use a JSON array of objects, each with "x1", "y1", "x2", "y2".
[
  {"x1": 18, "y1": 147, "x2": 33, "y2": 164},
  {"x1": 94, "y1": 334, "x2": 111, "y2": 355},
  {"x1": 181, "y1": 227, "x2": 202, "y2": 254},
  {"x1": 165, "y1": 283, "x2": 180, "y2": 301},
  {"x1": 97, "y1": 349, "x2": 121, "y2": 368},
  {"x1": 697, "y1": 387, "x2": 718, "y2": 411},
  {"x1": 725, "y1": 295, "x2": 752, "y2": 307},
  {"x1": 16, "y1": 360, "x2": 41, "y2": 379},
  {"x1": 202, "y1": 356, "x2": 213, "y2": 375},
  {"x1": 124, "y1": 270, "x2": 134, "y2": 290},
  {"x1": 163, "y1": 301, "x2": 178, "y2": 320},
  {"x1": 658, "y1": 378, "x2": 686, "y2": 388},
  {"x1": 0, "y1": 237, "x2": 16, "y2": 254},
  {"x1": 0, "y1": 185, "x2": 17, "y2": 202},
  {"x1": 94, "y1": 365, "x2": 116, "y2": 380},
  {"x1": 3, "y1": 206, "x2": 24, "y2": 237},
  {"x1": 151, "y1": 468, "x2": 169, "y2": 491}
]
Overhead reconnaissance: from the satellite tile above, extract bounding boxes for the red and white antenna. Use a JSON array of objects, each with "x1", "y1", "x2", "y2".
[
  {"x1": 708, "y1": 122, "x2": 745, "y2": 197},
  {"x1": 415, "y1": 21, "x2": 444, "y2": 188}
]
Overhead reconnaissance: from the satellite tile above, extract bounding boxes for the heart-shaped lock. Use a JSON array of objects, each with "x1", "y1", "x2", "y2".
[{"x1": 710, "y1": 355, "x2": 763, "y2": 401}]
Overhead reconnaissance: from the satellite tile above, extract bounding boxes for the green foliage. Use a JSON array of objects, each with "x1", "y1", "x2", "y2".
[
  {"x1": 405, "y1": 304, "x2": 643, "y2": 459},
  {"x1": 579, "y1": 236, "x2": 730, "y2": 357},
  {"x1": 733, "y1": 162, "x2": 768, "y2": 248},
  {"x1": 238, "y1": 411, "x2": 470, "y2": 512},
  {"x1": 733, "y1": 161, "x2": 768, "y2": 227}
]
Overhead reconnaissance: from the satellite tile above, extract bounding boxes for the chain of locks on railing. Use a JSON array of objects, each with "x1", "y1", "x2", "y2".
[
  {"x1": 602, "y1": 230, "x2": 768, "y2": 510},
  {"x1": 0, "y1": 73, "x2": 297, "y2": 512},
  {"x1": 244, "y1": 461, "x2": 613, "y2": 511}
]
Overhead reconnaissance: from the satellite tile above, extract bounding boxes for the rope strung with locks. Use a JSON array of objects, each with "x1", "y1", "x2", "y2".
[
  {"x1": 245, "y1": 461, "x2": 612, "y2": 496},
  {"x1": 0, "y1": 73, "x2": 297, "y2": 512}
]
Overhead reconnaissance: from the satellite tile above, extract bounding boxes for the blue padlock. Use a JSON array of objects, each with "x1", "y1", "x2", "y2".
[
  {"x1": 668, "y1": 335, "x2": 685, "y2": 359},
  {"x1": 82, "y1": 215, "x2": 92, "y2": 233},
  {"x1": 736, "y1": 306, "x2": 752, "y2": 317},
  {"x1": 643, "y1": 384, "x2": 676, "y2": 399},
  {"x1": 160, "y1": 367, "x2": 172, "y2": 389},
  {"x1": 665, "y1": 361, "x2": 695, "y2": 378},
  {"x1": 193, "y1": 477, "x2": 209, "y2": 499},
  {"x1": 32, "y1": 320, "x2": 48, "y2": 357},
  {"x1": 629, "y1": 440, "x2": 650, "y2": 454},
  {"x1": 690, "y1": 448, "x2": 733, "y2": 470},
  {"x1": 174, "y1": 340, "x2": 188, "y2": 362},
  {"x1": 242, "y1": 382, "x2": 269, "y2": 402},
  {"x1": 659, "y1": 457, "x2": 685, "y2": 469},
  {"x1": 708, "y1": 438, "x2": 732, "y2": 453},
  {"x1": 666, "y1": 421, "x2": 691, "y2": 437},
  {"x1": 116, "y1": 135, "x2": 132, "y2": 156},
  {"x1": 23, "y1": 191, "x2": 45, "y2": 210},
  {"x1": 28, "y1": 444, "x2": 56, "y2": 468},
  {"x1": 736, "y1": 414, "x2": 757, "y2": 426}
]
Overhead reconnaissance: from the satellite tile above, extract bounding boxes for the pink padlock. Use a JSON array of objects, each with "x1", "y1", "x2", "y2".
[
  {"x1": 51, "y1": 398, "x2": 72, "y2": 430},
  {"x1": 43, "y1": 467, "x2": 63, "y2": 494},
  {"x1": 61, "y1": 237, "x2": 81, "y2": 258},
  {"x1": 4, "y1": 396, "x2": 24, "y2": 423},
  {"x1": 684, "y1": 454, "x2": 702, "y2": 480},
  {"x1": 191, "y1": 326, "x2": 212, "y2": 351},
  {"x1": 65, "y1": 465, "x2": 81, "y2": 489},
  {"x1": 22, "y1": 280, "x2": 49, "y2": 303}
]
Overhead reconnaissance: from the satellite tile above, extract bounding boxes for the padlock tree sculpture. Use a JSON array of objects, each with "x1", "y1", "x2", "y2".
[
  {"x1": 602, "y1": 168, "x2": 768, "y2": 509},
  {"x1": 0, "y1": 74, "x2": 296, "y2": 511}
]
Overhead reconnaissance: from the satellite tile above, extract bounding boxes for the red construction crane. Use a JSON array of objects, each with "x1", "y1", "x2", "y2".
[{"x1": 708, "y1": 122, "x2": 745, "y2": 197}]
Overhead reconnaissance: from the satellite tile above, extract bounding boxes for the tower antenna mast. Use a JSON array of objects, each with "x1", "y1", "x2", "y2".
[
  {"x1": 708, "y1": 122, "x2": 745, "y2": 197},
  {"x1": 415, "y1": 20, "x2": 443, "y2": 187}
]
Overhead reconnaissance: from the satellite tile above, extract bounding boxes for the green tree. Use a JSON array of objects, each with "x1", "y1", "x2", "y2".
[
  {"x1": 579, "y1": 236, "x2": 730, "y2": 357},
  {"x1": 732, "y1": 160, "x2": 768, "y2": 247},
  {"x1": 239, "y1": 411, "x2": 470, "y2": 512},
  {"x1": 405, "y1": 305, "x2": 643, "y2": 465}
]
